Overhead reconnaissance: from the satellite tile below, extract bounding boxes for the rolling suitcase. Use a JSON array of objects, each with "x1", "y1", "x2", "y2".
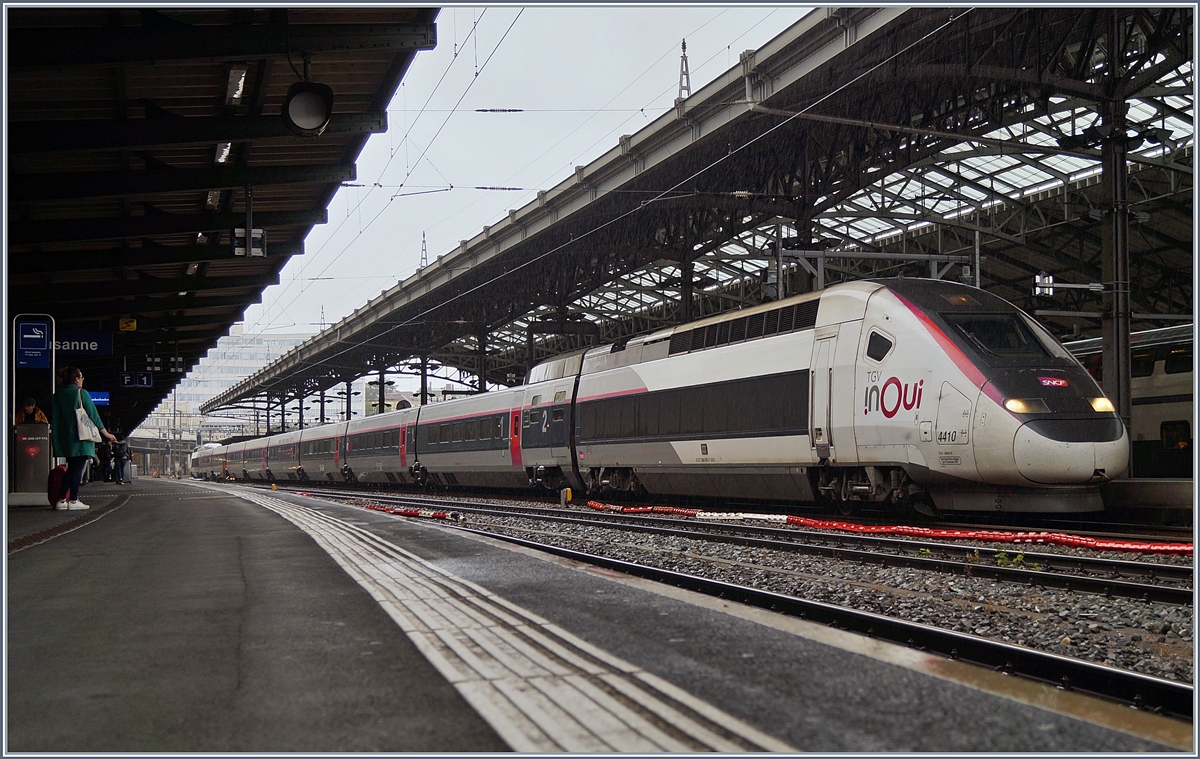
[{"x1": 47, "y1": 464, "x2": 67, "y2": 506}]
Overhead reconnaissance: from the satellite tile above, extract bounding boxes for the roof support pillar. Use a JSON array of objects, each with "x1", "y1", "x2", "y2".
[
  {"x1": 681, "y1": 257, "x2": 694, "y2": 322},
  {"x1": 319, "y1": 388, "x2": 326, "y2": 425},
  {"x1": 378, "y1": 366, "x2": 387, "y2": 413},
  {"x1": 477, "y1": 329, "x2": 488, "y2": 393},
  {"x1": 420, "y1": 357, "x2": 429, "y2": 408},
  {"x1": 1100, "y1": 10, "x2": 1132, "y2": 461}
]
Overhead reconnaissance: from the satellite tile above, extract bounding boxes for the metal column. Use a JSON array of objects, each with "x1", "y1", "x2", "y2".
[
  {"x1": 1100, "y1": 12, "x2": 1132, "y2": 439},
  {"x1": 377, "y1": 366, "x2": 386, "y2": 414},
  {"x1": 477, "y1": 329, "x2": 488, "y2": 393},
  {"x1": 419, "y1": 356, "x2": 428, "y2": 406}
]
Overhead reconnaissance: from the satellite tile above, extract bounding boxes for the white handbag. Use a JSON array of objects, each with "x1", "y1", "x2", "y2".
[{"x1": 75, "y1": 389, "x2": 103, "y2": 443}]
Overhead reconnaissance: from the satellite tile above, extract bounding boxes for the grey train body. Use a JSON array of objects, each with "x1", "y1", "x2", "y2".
[{"x1": 194, "y1": 279, "x2": 1129, "y2": 514}]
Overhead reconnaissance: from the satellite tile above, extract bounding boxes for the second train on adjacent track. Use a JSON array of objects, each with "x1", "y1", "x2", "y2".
[{"x1": 194, "y1": 279, "x2": 1130, "y2": 514}]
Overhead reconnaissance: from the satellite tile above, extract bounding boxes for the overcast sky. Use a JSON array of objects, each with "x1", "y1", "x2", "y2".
[{"x1": 238, "y1": 6, "x2": 812, "y2": 336}]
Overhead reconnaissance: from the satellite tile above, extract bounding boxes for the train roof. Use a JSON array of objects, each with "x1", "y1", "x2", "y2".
[{"x1": 1063, "y1": 323, "x2": 1194, "y2": 355}]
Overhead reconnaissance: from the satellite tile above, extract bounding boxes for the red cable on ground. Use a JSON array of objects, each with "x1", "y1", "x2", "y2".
[
  {"x1": 584, "y1": 501, "x2": 1192, "y2": 556},
  {"x1": 361, "y1": 503, "x2": 459, "y2": 521}
]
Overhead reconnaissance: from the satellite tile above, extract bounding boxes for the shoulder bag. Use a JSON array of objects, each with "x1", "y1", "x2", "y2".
[{"x1": 75, "y1": 388, "x2": 103, "y2": 443}]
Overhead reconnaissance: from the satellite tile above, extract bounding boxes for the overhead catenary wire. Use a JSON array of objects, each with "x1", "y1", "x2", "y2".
[
  {"x1": 236, "y1": 10, "x2": 509, "y2": 338},
  {"x1": 369, "y1": 8, "x2": 782, "y2": 300},
  {"x1": 242, "y1": 9, "x2": 978, "y2": 398}
]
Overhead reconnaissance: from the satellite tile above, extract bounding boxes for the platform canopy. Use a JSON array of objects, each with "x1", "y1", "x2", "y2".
[
  {"x1": 7, "y1": 7, "x2": 439, "y2": 431},
  {"x1": 197, "y1": 7, "x2": 1191, "y2": 423}
]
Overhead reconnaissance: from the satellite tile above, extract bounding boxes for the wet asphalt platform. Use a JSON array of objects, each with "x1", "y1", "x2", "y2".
[{"x1": 6, "y1": 477, "x2": 1191, "y2": 752}]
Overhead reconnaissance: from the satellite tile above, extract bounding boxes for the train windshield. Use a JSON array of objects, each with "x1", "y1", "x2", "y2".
[{"x1": 941, "y1": 313, "x2": 1054, "y2": 359}]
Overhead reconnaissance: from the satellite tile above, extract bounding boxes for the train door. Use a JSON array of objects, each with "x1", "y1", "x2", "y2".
[
  {"x1": 550, "y1": 384, "x2": 572, "y2": 459},
  {"x1": 509, "y1": 409, "x2": 522, "y2": 467},
  {"x1": 399, "y1": 424, "x2": 408, "y2": 468},
  {"x1": 811, "y1": 334, "x2": 836, "y2": 461}
]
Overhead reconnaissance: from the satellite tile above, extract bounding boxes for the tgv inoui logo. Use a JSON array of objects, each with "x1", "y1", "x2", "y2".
[{"x1": 864, "y1": 375, "x2": 924, "y2": 418}]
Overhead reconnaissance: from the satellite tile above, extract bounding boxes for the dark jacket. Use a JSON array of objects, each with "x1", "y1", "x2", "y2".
[{"x1": 51, "y1": 385, "x2": 105, "y2": 458}]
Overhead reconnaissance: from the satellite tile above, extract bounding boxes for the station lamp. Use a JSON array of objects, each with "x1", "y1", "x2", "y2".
[{"x1": 282, "y1": 56, "x2": 333, "y2": 138}]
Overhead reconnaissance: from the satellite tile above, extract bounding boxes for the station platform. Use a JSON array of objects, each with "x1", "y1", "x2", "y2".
[{"x1": 7, "y1": 477, "x2": 1191, "y2": 752}]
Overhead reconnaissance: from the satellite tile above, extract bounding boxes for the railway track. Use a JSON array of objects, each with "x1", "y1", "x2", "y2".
[
  {"x1": 271, "y1": 485, "x2": 1192, "y2": 604},
  {"x1": 224, "y1": 482, "x2": 1194, "y2": 717}
]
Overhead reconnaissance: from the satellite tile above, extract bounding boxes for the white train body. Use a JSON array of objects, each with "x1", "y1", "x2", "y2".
[{"x1": 201, "y1": 279, "x2": 1128, "y2": 513}]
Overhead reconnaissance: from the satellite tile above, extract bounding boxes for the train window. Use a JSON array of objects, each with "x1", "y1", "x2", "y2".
[
  {"x1": 479, "y1": 419, "x2": 491, "y2": 440},
  {"x1": 554, "y1": 391, "x2": 567, "y2": 402},
  {"x1": 451, "y1": 423, "x2": 462, "y2": 442},
  {"x1": 1162, "y1": 420, "x2": 1190, "y2": 451},
  {"x1": 942, "y1": 313, "x2": 1049, "y2": 358},
  {"x1": 439, "y1": 424, "x2": 451, "y2": 444},
  {"x1": 552, "y1": 409, "x2": 565, "y2": 422},
  {"x1": 522, "y1": 410, "x2": 531, "y2": 427},
  {"x1": 531, "y1": 395, "x2": 541, "y2": 406},
  {"x1": 465, "y1": 421, "x2": 477, "y2": 440},
  {"x1": 704, "y1": 325, "x2": 719, "y2": 348},
  {"x1": 499, "y1": 416, "x2": 507, "y2": 439},
  {"x1": 689, "y1": 329, "x2": 706, "y2": 351},
  {"x1": 866, "y1": 331, "x2": 894, "y2": 362},
  {"x1": 1131, "y1": 350, "x2": 1156, "y2": 378},
  {"x1": 427, "y1": 426, "x2": 437, "y2": 445},
  {"x1": 1164, "y1": 346, "x2": 1192, "y2": 374}
]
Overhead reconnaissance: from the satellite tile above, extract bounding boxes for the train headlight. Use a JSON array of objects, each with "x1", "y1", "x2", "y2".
[
  {"x1": 1089, "y1": 396, "x2": 1116, "y2": 413},
  {"x1": 1004, "y1": 398, "x2": 1050, "y2": 414}
]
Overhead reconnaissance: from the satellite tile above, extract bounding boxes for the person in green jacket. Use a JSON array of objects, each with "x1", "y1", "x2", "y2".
[{"x1": 50, "y1": 366, "x2": 116, "y2": 510}]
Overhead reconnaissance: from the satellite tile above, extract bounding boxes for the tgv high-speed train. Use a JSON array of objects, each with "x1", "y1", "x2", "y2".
[{"x1": 193, "y1": 279, "x2": 1128, "y2": 514}]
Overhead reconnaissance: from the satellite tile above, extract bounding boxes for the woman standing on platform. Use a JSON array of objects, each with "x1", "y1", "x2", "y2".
[{"x1": 50, "y1": 366, "x2": 116, "y2": 510}]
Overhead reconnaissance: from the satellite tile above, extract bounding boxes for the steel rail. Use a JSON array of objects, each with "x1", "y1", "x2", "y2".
[
  {"x1": 448, "y1": 523, "x2": 1194, "y2": 721},
  {"x1": 294, "y1": 487, "x2": 1192, "y2": 604}
]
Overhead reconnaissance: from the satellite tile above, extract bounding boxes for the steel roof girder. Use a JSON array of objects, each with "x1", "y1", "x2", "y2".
[
  {"x1": 12, "y1": 163, "x2": 357, "y2": 203},
  {"x1": 9, "y1": 113, "x2": 386, "y2": 155},
  {"x1": 10, "y1": 21, "x2": 437, "y2": 68},
  {"x1": 9, "y1": 208, "x2": 327, "y2": 246}
]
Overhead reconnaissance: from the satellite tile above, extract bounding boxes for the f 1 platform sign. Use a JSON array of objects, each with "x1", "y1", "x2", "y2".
[
  {"x1": 15, "y1": 317, "x2": 53, "y2": 368},
  {"x1": 119, "y1": 372, "x2": 154, "y2": 388}
]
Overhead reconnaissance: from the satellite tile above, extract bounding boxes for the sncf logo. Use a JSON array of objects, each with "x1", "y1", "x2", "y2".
[
  {"x1": 1039, "y1": 376, "x2": 1068, "y2": 387},
  {"x1": 864, "y1": 377, "x2": 924, "y2": 419}
]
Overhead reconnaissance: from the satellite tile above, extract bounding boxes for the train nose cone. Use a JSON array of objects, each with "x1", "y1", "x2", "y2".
[{"x1": 1013, "y1": 421, "x2": 1128, "y2": 484}]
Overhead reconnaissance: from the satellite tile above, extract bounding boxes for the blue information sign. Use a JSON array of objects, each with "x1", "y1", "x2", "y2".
[
  {"x1": 90, "y1": 391, "x2": 110, "y2": 406},
  {"x1": 16, "y1": 319, "x2": 52, "y2": 368},
  {"x1": 56, "y1": 331, "x2": 113, "y2": 356}
]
